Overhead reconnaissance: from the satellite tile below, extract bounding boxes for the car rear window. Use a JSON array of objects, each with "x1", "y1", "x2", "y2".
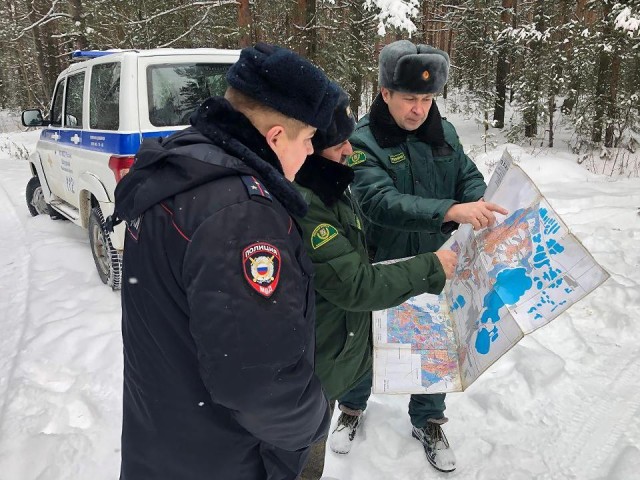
[{"x1": 147, "y1": 63, "x2": 231, "y2": 127}]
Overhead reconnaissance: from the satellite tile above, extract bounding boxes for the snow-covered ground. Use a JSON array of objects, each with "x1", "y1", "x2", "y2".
[{"x1": 0, "y1": 107, "x2": 639, "y2": 479}]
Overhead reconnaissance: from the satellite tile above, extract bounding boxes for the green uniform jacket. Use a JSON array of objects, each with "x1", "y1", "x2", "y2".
[
  {"x1": 294, "y1": 154, "x2": 446, "y2": 401},
  {"x1": 349, "y1": 97, "x2": 486, "y2": 262}
]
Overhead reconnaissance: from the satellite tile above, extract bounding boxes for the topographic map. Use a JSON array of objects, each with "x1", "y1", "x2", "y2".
[{"x1": 373, "y1": 151, "x2": 610, "y2": 394}]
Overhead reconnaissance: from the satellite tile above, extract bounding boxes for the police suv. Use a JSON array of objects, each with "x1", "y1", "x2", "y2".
[{"x1": 22, "y1": 48, "x2": 240, "y2": 289}]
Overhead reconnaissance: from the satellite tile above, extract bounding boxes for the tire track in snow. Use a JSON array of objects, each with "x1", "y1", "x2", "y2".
[
  {"x1": 569, "y1": 352, "x2": 640, "y2": 479},
  {"x1": 0, "y1": 180, "x2": 32, "y2": 433},
  {"x1": 542, "y1": 351, "x2": 640, "y2": 479}
]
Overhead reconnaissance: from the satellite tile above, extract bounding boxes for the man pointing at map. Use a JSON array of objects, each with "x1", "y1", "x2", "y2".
[{"x1": 339, "y1": 40, "x2": 507, "y2": 472}]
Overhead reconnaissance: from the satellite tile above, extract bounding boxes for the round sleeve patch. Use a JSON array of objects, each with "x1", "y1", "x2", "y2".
[
  {"x1": 347, "y1": 151, "x2": 366, "y2": 167},
  {"x1": 243, "y1": 242, "x2": 281, "y2": 298},
  {"x1": 311, "y1": 223, "x2": 338, "y2": 249}
]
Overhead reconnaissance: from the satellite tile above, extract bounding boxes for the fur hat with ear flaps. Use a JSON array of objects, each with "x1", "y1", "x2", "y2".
[{"x1": 378, "y1": 40, "x2": 450, "y2": 94}]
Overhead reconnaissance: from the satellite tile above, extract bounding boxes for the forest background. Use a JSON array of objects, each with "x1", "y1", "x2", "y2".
[{"x1": 1, "y1": 0, "x2": 639, "y2": 161}]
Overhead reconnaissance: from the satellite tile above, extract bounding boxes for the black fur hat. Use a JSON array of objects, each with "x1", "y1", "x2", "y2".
[
  {"x1": 226, "y1": 42, "x2": 340, "y2": 129},
  {"x1": 312, "y1": 87, "x2": 356, "y2": 151},
  {"x1": 378, "y1": 40, "x2": 450, "y2": 94}
]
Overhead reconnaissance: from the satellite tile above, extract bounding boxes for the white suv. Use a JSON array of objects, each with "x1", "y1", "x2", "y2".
[{"x1": 22, "y1": 48, "x2": 240, "y2": 289}]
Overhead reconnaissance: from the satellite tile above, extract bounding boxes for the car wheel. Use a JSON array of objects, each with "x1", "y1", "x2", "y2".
[
  {"x1": 25, "y1": 176, "x2": 52, "y2": 216},
  {"x1": 89, "y1": 206, "x2": 122, "y2": 290}
]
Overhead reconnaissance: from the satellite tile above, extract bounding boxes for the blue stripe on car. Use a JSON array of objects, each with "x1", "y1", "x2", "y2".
[{"x1": 40, "y1": 129, "x2": 181, "y2": 155}]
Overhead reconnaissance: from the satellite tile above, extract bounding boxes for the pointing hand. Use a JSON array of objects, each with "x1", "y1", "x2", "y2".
[{"x1": 444, "y1": 201, "x2": 508, "y2": 230}]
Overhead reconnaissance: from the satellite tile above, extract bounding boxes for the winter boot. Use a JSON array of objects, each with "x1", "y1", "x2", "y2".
[
  {"x1": 411, "y1": 418, "x2": 456, "y2": 472},
  {"x1": 328, "y1": 405, "x2": 362, "y2": 454}
]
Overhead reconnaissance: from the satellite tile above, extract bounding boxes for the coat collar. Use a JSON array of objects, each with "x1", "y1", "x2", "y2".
[
  {"x1": 190, "y1": 97, "x2": 307, "y2": 217},
  {"x1": 368, "y1": 93, "x2": 446, "y2": 149},
  {"x1": 295, "y1": 154, "x2": 354, "y2": 207}
]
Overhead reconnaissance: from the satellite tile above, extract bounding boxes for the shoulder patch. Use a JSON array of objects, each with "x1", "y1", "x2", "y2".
[
  {"x1": 242, "y1": 242, "x2": 281, "y2": 298},
  {"x1": 311, "y1": 223, "x2": 339, "y2": 249},
  {"x1": 241, "y1": 175, "x2": 272, "y2": 201},
  {"x1": 389, "y1": 152, "x2": 406, "y2": 164},
  {"x1": 347, "y1": 151, "x2": 366, "y2": 167}
]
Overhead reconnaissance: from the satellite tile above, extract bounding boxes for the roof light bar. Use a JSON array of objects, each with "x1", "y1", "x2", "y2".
[{"x1": 71, "y1": 50, "x2": 116, "y2": 59}]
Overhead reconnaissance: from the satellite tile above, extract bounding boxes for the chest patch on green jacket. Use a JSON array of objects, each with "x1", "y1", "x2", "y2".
[
  {"x1": 311, "y1": 223, "x2": 339, "y2": 249},
  {"x1": 347, "y1": 151, "x2": 366, "y2": 167},
  {"x1": 389, "y1": 152, "x2": 406, "y2": 164}
]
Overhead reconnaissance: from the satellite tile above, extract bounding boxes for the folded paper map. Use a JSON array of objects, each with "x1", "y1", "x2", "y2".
[{"x1": 373, "y1": 151, "x2": 610, "y2": 394}]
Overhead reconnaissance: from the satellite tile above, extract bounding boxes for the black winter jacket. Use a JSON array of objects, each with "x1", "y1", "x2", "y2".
[{"x1": 116, "y1": 98, "x2": 330, "y2": 480}]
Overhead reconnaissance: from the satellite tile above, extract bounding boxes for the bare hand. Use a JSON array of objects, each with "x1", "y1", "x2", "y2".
[
  {"x1": 444, "y1": 201, "x2": 508, "y2": 230},
  {"x1": 435, "y1": 250, "x2": 457, "y2": 279}
]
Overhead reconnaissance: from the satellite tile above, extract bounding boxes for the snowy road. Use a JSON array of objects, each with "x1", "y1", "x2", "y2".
[
  {"x1": 1, "y1": 129, "x2": 639, "y2": 480},
  {"x1": 0, "y1": 131, "x2": 122, "y2": 479}
]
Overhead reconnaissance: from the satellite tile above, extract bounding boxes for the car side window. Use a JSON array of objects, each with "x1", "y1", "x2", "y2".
[
  {"x1": 50, "y1": 80, "x2": 65, "y2": 127},
  {"x1": 65, "y1": 72, "x2": 85, "y2": 129},
  {"x1": 90, "y1": 62, "x2": 121, "y2": 130},
  {"x1": 147, "y1": 63, "x2": 231, "y2": 127}
]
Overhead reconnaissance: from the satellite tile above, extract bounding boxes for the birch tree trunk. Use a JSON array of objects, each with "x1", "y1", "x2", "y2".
[{"x1": 68, "y1": 0, "x2": 88, "y2": 50}]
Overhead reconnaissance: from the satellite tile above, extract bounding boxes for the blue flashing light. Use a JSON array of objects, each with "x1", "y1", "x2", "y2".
[{"x1": 71, "y1": 50, "x2": 116, "y2": 59}]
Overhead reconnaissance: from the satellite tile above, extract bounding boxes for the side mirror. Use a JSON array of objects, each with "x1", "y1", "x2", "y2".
[{"x1": 21, "y1": 109, "x2": 46, "y2": 127}]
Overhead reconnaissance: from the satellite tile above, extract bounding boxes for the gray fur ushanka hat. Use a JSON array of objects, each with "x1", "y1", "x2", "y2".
[{"x1": 378, "y1": 40, "x2": 450, "y2": 94}]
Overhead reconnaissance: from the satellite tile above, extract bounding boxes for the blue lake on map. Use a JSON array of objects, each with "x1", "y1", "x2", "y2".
[{"x1": 474, "y1": 206, "x2": 570, "y2": 355}]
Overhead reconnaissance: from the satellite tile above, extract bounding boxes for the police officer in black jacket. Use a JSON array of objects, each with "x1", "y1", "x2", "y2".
[{"x1": 114, "y1": 43, "x2": 341, "y2": 480}]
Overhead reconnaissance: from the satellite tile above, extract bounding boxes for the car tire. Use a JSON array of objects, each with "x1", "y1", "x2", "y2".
[
  {"x1": 89, "y1": 206, "x2": 122, "y2": 290},
  {"x1": 25, "y1": 176, "x2": 52, "y2": 217}
]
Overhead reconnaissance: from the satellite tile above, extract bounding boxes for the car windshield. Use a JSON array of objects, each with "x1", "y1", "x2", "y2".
[{"x1": 147, "y1": 63, "x2": 231, "y2": 127}]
